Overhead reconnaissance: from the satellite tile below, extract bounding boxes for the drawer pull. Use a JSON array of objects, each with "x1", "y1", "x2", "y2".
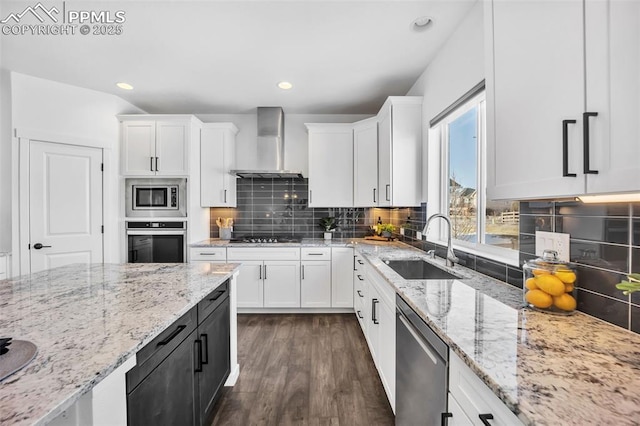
[
  {"x1": 372, "y1": 298, "x2": 379, "y2": 324},
  {"x1": 208, "y1": 290, "x2": 225, "y2": 302},
  {"x1": 357, "y1": 290, "x2": 364, "y2": 298},
  {"x1": 357, "y1": 274, "x2": 364, "y2": 281},
  {"x1": 199, "y1": 253, "x2": 218, "y2": 256},
  {"x1": 157, "y1": 325, "x2": 186, "y2": 346},
  {"x1": 357, "y1": 310, "x2": 364, "y2": 319},
  {"x1": 479, "y1": 414, "x2": 494, "y2": 425},
  {"x1": 357, "y1": 260, "x2": 364, "y2": 265},
  {"x1": 307, "y1": 253, "x2": 324, "y2": 256}
]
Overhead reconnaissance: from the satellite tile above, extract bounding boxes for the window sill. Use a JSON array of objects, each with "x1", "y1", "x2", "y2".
[{"x1": 429, "y1": 239, "x2": 521, "y2": 268}]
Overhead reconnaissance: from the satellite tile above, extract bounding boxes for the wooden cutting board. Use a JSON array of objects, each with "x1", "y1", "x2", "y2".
[{"x1": 364, "y1": 235, "x2": 397, "y2": 242}]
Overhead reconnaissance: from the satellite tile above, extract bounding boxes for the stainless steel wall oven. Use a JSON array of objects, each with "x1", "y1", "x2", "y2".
[{"x1": 127, "y1": 221, "x2": 187, "y2": 263}]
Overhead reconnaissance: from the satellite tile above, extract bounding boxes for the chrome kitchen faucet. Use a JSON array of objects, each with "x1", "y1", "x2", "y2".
[{"x1": 422, "y1": 214, "x2": 459, "y2": 267}]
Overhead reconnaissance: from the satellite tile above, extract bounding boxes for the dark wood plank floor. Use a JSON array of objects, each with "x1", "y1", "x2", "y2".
[{"x1": 210, "y1": 314, "x2": 395, "y2": 426}]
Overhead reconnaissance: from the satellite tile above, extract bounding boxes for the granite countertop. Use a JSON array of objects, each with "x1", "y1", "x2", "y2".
[
  {"x1": 190, "y1": 237, "x2": 355, "y2": 248},
  {"x1": 0, "y1": 262, "x2": 240, "y2": 425},
  {"x1": 355, "y1": 242, "x2": 640, "y2": 425}
]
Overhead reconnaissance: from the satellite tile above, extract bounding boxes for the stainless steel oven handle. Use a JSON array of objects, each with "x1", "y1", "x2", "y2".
[
  {"x1": 397, "y1": 312, "x2": 439, "y2": 365},
  {"x1": 126, "y1": 230, "x2": 186, "y2": 236}
]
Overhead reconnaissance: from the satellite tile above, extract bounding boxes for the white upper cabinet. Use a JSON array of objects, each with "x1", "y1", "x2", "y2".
[
  {"x1": 121, "y1": 116, "x2": 195, "y2": 177},
  {"x1": 485, "y1": 0, "x2": 640, "y2": 200},
  {"x1": 353, "y1": 117, "x2": 379, "y2": 207},
  {"x1": 200, "y1": 123, "x2": 239, "y2": 207},
  {"x1": 306, "y1": 123, "x2": 354, "y2": 207},
  {"x1": 377, "y1": 97, "x2": 422, "y2": 207}
]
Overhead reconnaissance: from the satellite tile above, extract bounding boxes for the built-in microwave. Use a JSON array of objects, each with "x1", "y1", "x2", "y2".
[{"x1": 125, "y1": 178, "x2": 187, "y2": 217}]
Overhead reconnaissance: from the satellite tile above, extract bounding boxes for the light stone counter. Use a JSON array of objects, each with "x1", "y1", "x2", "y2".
[
  {"x1": 0, "y1": 262, "x2": 240, "y2": 425},
  {"x1": 355, "y1": 242, "x2": 640, "y2": 425},
  {"x1": 190, "y1": 237, "x2": 355, "y2": 248}
]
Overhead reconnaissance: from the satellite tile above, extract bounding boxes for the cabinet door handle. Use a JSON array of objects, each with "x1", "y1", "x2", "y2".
[
  {"x1": 200, "y1": 334, "x2": 209, "y2": 364},
  {"x1": 441, "y1": 412, "x2": 453, "y2": 426},
  {"x1": 357, "y1": 274, "x2": 364, "y2": 281},
  {"x1": 155, "y1": 157, "x2": 159, "y2": 172},
  {"x1": 224, "y1": 189, "x2": 227, "y2": 203},
  {"x1": 208, "y1": 290, "x2": 225, "y2": 302},
  {"x1": 194, "y1": 339, "x2": 203, "y2": 373},
  {"x1": 479, "y1": 413, "x2": 494, "y2": 425},
  {"x1": 385, "y1": 184, "x2": 390, "y2": 201},
  {"x1": 562, "y1": 119, "x2": 577, "y2": 177},
  {"x1": 357, "y1": 310, "x2": 364, "y2": 319},
  {"x1": 353, "y1": 255, "x2": 357, "y2": 271},
  {"x1": 259, "y1": 264, "x2": 262, "y2": 280},
  {"x1": 150, "y1": 157, "x2": 154, "y2": 172},
  {"x1": 309, "y1": 190, "x2": 312, "y2": 204},
  {"x1": 372, "y1": 298, "x2": 379, "y2": 324},
  {"x1": 373, "y1": 188, "x2": 377, "y2": 203},
  {"x1": 357, "y1": 290, "x2": 363, "y2": 298},
  {"x1": 301, "y1": 264, "x2": 305, "y2": 280},
  {"x1": 157, "y1": 325, "x2": 186, "y2": 346},
  {"x1": 583, "y1": 112, "x2": 599, "y2": 174},
  {"x1": 264, "y1": 265, "x2": 267, "y2": 280}
]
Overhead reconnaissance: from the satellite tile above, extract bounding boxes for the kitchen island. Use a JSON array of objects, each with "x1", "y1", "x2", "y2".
[{"x1": 0, "y1": 262, "x2": 240, "y2": 426}]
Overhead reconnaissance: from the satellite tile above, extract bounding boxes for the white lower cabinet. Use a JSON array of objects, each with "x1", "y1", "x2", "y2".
[
  {"x1": 263, "y1": 261, "x2": 300, "y2": 308},
  {"x1": 235, "y1": 261, "x2": 264, "y2": 308},
  {"x1": 331, "y1": 247, "x2": 354, "y2": 308},
  {"x1": 449, "y1": 352, "x2": 522, "y2": 425},
  {"x1": 448, "y1": 393, "x2": 474, "y2": 426},
  {"x1": 300, "y1": 260, "x2": 331, "y2": 308},
  {"x1": 354, "y1": 255, "x2": 396, "y2": 412}
]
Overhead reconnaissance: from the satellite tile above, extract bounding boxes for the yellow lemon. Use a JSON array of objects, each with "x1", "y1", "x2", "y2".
[
  {"x1": 525, "y1": 277, "x2": 538, "y2": 290},
  {"x1": 532, "y1": 269, "x2": 550, "y2": 276},
  {"x1": 565, "y1": 283, "x2": 574, "y2": 293},
  {"x1": 554, "y1": 270, "x2": 576, "y2": 284},
  {"x1": 535, "y1": 274, "x2": 566, "y2": 296},
  {"x1": 553, "y1": 293, "x2": 577, "y2": 311},
  {"x1": 526, "y1": 289, "x2": 553, "y2": 309}
]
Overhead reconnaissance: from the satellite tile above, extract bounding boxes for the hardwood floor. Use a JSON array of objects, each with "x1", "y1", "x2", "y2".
[{"x1": 210, "y1": 314, "x2": 395, "y2": 426}]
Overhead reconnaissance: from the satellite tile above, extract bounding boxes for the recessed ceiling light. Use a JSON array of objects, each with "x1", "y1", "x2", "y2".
[
  {"x1": 116, "y1": 82, "x2": 134, "y2": 90},
  {"x1": 278, "y1": 81, "x2": 293, "y2": 90},
  {"x1": 412, "y1": 16, "x2": 433, "y2": 32}
]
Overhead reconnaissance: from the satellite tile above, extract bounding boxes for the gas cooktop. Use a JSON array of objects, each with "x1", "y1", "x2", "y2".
[{"x1": 229, "y1": 236, "x2": 301, "y2": 244}]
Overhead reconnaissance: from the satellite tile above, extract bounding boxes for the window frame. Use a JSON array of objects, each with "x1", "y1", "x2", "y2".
[{"x1": 427, "y1": 89, "x2": 519, "y2": 266}]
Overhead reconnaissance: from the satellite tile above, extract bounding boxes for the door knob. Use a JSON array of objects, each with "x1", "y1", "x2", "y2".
[{"x1": 33, "y1": 243, "x2": 52, "y2": 250}]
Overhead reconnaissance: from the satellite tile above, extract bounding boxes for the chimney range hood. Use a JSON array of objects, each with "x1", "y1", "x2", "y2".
[{"x1": 231, "y1": 107, "x2": 304, "y2": 179}]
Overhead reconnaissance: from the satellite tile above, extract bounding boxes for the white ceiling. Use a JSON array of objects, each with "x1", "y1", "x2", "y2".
[{"x1": 1, "y1": 0, "x2": 477, "y2": 114}]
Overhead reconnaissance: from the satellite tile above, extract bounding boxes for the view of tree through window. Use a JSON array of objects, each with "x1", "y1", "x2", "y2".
[{"x1": 444, "y1": 93, "x2": 519, "y2": 252}]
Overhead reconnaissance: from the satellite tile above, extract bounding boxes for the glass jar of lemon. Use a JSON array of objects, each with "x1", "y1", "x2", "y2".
[{"x1": 523, "y1": 250, "x2": 577, "y2": 314}]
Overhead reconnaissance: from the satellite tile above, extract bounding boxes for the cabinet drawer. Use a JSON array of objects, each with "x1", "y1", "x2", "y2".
[
  {"x1": 301, "y1": 247, "x2": 331, "y2": 260},
  {"x1": 449, "y1": 353, "x2": 522, "y2": 425},
  {"x1": 127, "y1": 307, "x2": 197, "y2": 391},
  {"x1": 198, "y1": 280, "x2": 229, "y2": 322},
  {"x1": 190, "y1": 247, "x2": 227, "y2": 261},
  {"x1": 227, "y1": 247, "x2": 300, "y2": 261}
]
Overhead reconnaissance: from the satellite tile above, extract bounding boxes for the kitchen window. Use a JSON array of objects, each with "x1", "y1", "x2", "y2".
[{"x1": 427, "y1": 83, "x2": 519, "y2": 264}]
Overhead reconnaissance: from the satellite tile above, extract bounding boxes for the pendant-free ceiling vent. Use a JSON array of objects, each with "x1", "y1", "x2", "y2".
[{"x1": 231, "y1": 107, "x2": 304, "y2": 179}]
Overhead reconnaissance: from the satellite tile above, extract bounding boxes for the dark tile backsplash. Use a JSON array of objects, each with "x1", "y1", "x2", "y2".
[
  {"x1": 210, "y1": 178, "x2": 369, "y2": 239},
  {"x1": 520, "y1": 200, "x2": 638, "y2": 334}
]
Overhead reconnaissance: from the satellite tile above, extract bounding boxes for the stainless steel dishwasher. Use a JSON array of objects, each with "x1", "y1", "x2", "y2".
[{"x1": 396, "y1": 295, "x2": 450, "y2": 425}]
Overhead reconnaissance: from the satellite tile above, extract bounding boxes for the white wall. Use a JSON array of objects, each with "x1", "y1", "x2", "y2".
[
  {"x1": 8, "y1": 73, "x2": 143, "y2": 273},
  {"x1": 197, "y1": 113, "x2": 370, "y2": 176},
  {"x1": 406, "y1": 1, "x2": 484, "y2": 216}
]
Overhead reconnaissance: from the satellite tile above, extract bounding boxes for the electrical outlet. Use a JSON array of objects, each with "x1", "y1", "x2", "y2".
[
  {"x1": 535, "y1": 231, "x2": 570, "y2": 261},
  {"x1": 416, "y1": 231, "x2": 422, "y2": 240},
  {"x1": 400, "y1": 227, "x2": 405, "y2": 236}
]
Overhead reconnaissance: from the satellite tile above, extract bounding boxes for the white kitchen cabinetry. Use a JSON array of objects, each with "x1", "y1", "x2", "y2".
[
  {"x1": 200, "y1": 123, "x2": 239, "y2": 207},
  {"x1": 189, "y1": 247, "x2": 227, "y2": 263},
  {"x1": 300, "y1": 248, "x2": 331, "y2": 308},
  {"x1": 227, "y1": 247, "x2": 301, "y2": 308},
  {"x1": 377, "y1": 97, "x2": 422, "y2": 207},
  {"x1": 121, "y1": 118, "x2": 193, "y2": 176},
  {"x1": 353, "y1": 253, "x2": 367, "y2": 331},
  {"x1": 449, "y1": 353, "x2": 522, "y2": 425},
  {"x1": 331, "y1": 247, "x2": 354, "y2": 308},
  {"x1": 306, "y1": 123, "x2": 354, "y2": 207},
  {"x1": 353, "y1": 117, "x2": 378, "y2": 207},
  {"x1": 485, "y1": 0, "x2": 640, "y2": 200}
]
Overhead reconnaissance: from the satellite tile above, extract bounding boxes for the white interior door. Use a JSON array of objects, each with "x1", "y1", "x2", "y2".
[{"x1": 29, "y1": 141, "x2": 103, "y2": 273}]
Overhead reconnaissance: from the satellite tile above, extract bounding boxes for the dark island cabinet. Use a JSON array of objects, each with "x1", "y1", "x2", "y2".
[{"x1": 126, "y1": 280, "x2": 230, "y2": 426}]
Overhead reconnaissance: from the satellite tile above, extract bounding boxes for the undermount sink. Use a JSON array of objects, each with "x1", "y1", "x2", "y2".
[{"x1": 384, "y1": 259, "x2": 460, "y2": 280}]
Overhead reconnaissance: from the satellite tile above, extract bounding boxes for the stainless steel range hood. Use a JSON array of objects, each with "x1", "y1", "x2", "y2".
[{"x1": 231, "y1": 107, "x2": 304, "y2": 179}]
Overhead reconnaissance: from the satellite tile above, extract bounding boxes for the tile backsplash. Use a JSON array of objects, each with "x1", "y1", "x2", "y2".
[
  {"x1": 210, "y1": 178, "x2": 370, "y2": 239},
  {"x1": 520, "y1": 201, "x2": 639, "y2": 333}
]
